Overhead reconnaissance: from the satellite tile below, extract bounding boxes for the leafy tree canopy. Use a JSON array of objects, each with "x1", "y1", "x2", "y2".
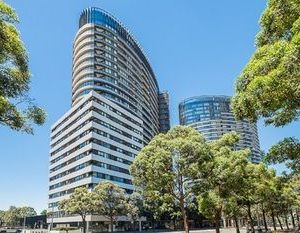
[
  {"x1": 125, "y1": 192, "x2": 143, "y2": 222},
  {"x1": 59, "y1": 187, "x2": 96, "y2": 233},
  {"x1": 3, "y1": 206, "x2": 19, "y2": 227},
  {"x1": 265, "y1": 137, "x2": 300, "y2": 174},
  {"x1": 94, "y1": 181, "x2": 127, "y2": 232},
  {"x1": 0, "y1": 0, "x2": 46, "y2": 133},
  {"x1": 232, "y1": 0, "x2": 300, "y2": 126},
  {"x1": 59, "y1": 183, "x2": 141, "y2": 232},
  {"x1": 94, "y1": 181, "x2": 126, "y2": 219},
  {"x1": 197, "y1": 132, "x2": 251, "y2": 233},
  {"x1": 18, "y1": 206, "x2": 37, "y2": 217},
  {"x1": 198, "y1": 191, "x2": 223, "y2": 231},
  {"x1": 0, "y1": 206, "x2": 37, "y2": 227},
  {"x1": 40, "y1": 209, "x2": 47, "y2": 216},
  {"x1": 59, "y1": 187, "x2": 96, "y2": 218},
  {"x1": 0, "y1": 210, "x2": 5, "y2": 226},
  {"x1": 130, "y1": 126, "x2": 212, "y2": 233}
]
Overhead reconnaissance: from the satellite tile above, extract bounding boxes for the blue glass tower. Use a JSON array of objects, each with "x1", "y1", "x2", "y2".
[{"x1": 179, "y1": 95, "x2": 261, "y2": 163}]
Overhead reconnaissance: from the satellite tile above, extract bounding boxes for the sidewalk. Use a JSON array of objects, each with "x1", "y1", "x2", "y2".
[{"x1": 141, "y1": 228, "x2": 245, "y2": 233}]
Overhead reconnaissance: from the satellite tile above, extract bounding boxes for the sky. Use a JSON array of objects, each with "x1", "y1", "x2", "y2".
[{"x1": 0, "y1": 0, "x2": 299, "y2": 213}]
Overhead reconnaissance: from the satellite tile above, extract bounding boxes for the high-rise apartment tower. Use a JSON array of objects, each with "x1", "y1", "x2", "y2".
[
  {"x1": 179, "y1": 95, "x2": 261, "y2": 163},
  {"x1": 48, "y1": 7, "x2": 169, "y2": 225}
]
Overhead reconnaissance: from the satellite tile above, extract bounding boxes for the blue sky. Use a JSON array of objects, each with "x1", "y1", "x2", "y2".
[{"x1": 1, "y1": 0, "x2": 299, "y2": 213}]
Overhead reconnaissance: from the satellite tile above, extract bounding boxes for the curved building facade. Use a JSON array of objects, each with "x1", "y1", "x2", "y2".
[
  {"x1": 48, "y1": 8, "x2": 169, "y2": 227},
  {"x1": 179, "y1": 96, "x2": 261, "y2": 163},
  {"x1": 72, "y1": 7, "x2": 161, "y2": 142}
]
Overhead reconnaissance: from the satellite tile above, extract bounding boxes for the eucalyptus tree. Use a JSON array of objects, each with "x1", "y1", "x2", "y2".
[
  {"x1": 197, "y1": 132, "x2": 251, "y2": 233},
  {"x1": 198, "y1": 191, "x2": 223, "y2": 233},
  {"x1": 254, "y1": 165, "x2": 278, "y2": 231},
  {"x1": 266, "y1": 137, "x2": 300, "y2": 174},
  {"x1": 3, "y1": 206, "x2": 20, "y2": 227},
  {"x1": 290, "y1": 175, "x2": 300, "y2": 224},
  {"x1": 275, "y1": 178, "x2": 299, "y2": 229},
  {"x1": 0, "y1": 206, "x2": 37, "y2": 227},
  {"x1": 0, "y1": 1, "x2": 46, "y2": 133},
  {"x1": 130, "y1": 126, "x2": 211, "y2": 233},
  {"x1": 40, "y1": 209, "x2": 47, "y2": 216},
  {"x1": 18, "y1": 207, "x2": 37, "y2": 218},
  {"x1": 237, "y1": 163, "x2": 278, "y2": 233},
  {"x1": 0, "y1": 210, "x2": 4, "y2": 227},
  {"x1": 230, "y1": 1, "x2": 300, "y2": 227},
  {"x1": 264, "y1": 138, "x2": 300, "y2": 229},
  {"x1": 94, "y1": 181, "x2": 127, "y2": 232},
  {"x1": 223, "y1": 197, "x2": 244, "y2": 233},
  {"x1": 232, "y1": 0, "x2": 300, "y2": 126},
  {"x1": 59, "y1": 187, "x2": 96, "y2": 233},
  {"x1": 125, "y1": 192, "x2": 142, "y2": 223},
  {"x1": 125, "y1": 192, "x2": 144, "y2": 230}
]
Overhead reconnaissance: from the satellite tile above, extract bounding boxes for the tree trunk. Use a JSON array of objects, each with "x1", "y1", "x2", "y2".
[
  {"x1": 233, "y1": 215, "x2": 240, "y2": 233},
  {"x1": 179, "y1": 203, "x2": 189, "y2": 233},
  {"x1": 179, "y1": 175, "x2": 189, "y2": 233},
  {"x1": 247, "y1": 203, "x2": 255, "y2": 233},
  {"x1": 290, "y1": 210, "x2": 295, "y2": 228},
  {"x1": 277, "y1": 215, "x2": 283, "y2": 230},
  {"x1": 110, "y1": 216, "x2": 114, "y2": 232},
  {"x1": 261, "y1": 204, "x2": 268, "y2": 232},
  {"x1": 271, "y1": 210, "x2": 276, "y2": 231},
  {"x1": 215, "y1": 219, "x2": 220, "y2": 233},
  {"x1": 284, "y1": 214, "x2": 289, "y2": 230},
  {"x1": 214, "y1": 209, "x2": 222, "y2": 233},
  {"x1": 82, "y1": 217, "x2": 87, "y2": 233},
  {"x1": 296, "y1": 209, "x2": 300, "y2": 223}
]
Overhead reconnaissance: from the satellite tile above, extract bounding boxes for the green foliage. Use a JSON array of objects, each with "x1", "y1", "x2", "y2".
[
  {"x1": 18, "y1": 206, "x2": 37, "y2": 217},
  {"x1": 58, "y1": 183, "x2": 141, "y2": 232},
  {"x1": 3, "y1": 206, "x2": 20, "y2": 227},
  {"x1": 236, "y1": 164, "x2": 270, "y2": 207},
  {"x1": 59, "y1": 187, "x2": 95, "y2": 218},
  {"x1": 130, "y1": 126, "x2": 211, "y2": 212},
  {"x1": 0, "y1": 206, "x2": 37, "y2": 227},
  {"x1": 265, "y1": 137, "x2": 300, "y2": 173},
  {"x1": 232, "y1": 0, "x2": 300, "y2": 126},
  {"x1": 0, "y1": 210, "x2": 5, "y2": 226},
  {"x1": 0, "y1": 0, "x2": 46, "y2": 133},
  {"x1": 94, "y1": 181, "x2": 127, "y2": 224},
  {"x1": 205, "y1": 132, "x2": 251, "y2": 197},
  {"x1": 125, "y1": 192, "x2": 143, "y2": 222},
  {"x1": 59, "y1": 187, "x2": 96, "y2": 233},
  {"x1": 252, "y1": 165, "x2": 277, "y2": 204},
  {"x1": 198, "y1": 191, "x2": 222, "y2": 223},
  {"x1": 130, "y1": 126, "x2": 211, "y2": 233},
  {"x1": 227, "y1": 0, "x2": 300, "y2": 227},
  {"x1": 40, "y1": 209, "x2": 47, "y2": 216},
  {"x1": 223, "y1": 197, "x2": 243, "y2": 221},
  {"x1": 94, "y1": 181, "x2": 142, "y2": 232},
  {"x1": 196, "y1": 132, "x2": 251, "y2": 233},
  {"x1": 291, "y1": 174, "x2": 300, "y2": 194},
  {"x1": 260, "y1": 175, "x2": 298, "y2": 221}
]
